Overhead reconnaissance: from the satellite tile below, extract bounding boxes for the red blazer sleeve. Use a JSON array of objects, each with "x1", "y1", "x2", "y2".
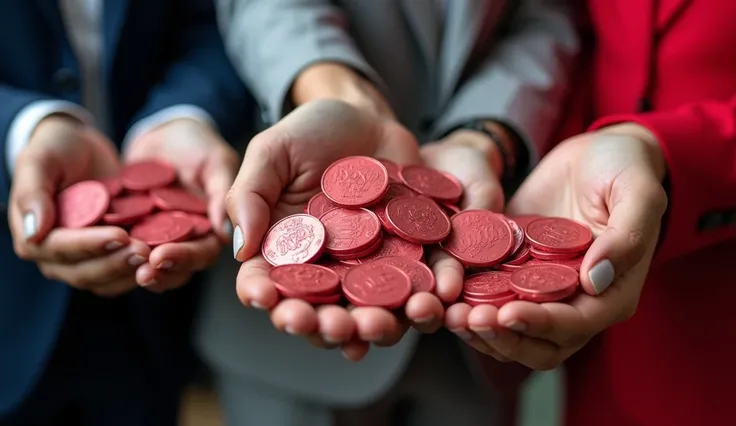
[{"x1": 590, "y1": 97, "x2": 736, "y2": 263}]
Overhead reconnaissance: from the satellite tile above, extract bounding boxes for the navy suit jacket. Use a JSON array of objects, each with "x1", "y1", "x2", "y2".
[{"x1": 0, "y1": 0, "x2": 251, "y2": 414}]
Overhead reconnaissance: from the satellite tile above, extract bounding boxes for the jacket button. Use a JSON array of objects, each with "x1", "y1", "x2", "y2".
[{"x1": 52, "y1": 68, "x2": 80, "y2": 92}]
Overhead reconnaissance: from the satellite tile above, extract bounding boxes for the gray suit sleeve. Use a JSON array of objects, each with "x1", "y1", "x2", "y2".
[
  {"x1": 217, "y1": 0, "x2": 382, "y2": 124},
  {"x1": 433, "y1": 0, "x2": 579, "y2": 168}
]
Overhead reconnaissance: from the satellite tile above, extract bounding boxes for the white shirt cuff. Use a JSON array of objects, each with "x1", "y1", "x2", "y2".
[
  {"x1": 122, "y1": 105, "x2": 218, "y2": 152},
  {"x1": 5, "y1": 101, "x2": 93, "y2": 175}
]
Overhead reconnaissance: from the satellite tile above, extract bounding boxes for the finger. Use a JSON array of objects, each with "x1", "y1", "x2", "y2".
[
  {"x1": 316, "y1": 305, "x2": 356, "y2": 344},
  {"x1": 350, "y1": 307, "x2": 403, "y2": 345},
  {"x1": 340, "y1": 339, "x2": 371, "y2": 362},
  {"x1": 89, "y1": 276, "x2": 139, "y2": 298},
  {"x1": 147, "y1": 234, "x2": 222, "y2": 273},
  {"x1": 16, "y1": 227, "x2": 130, "y2": 263},
  {"x1": 38, "y1": 240, "x2": 150, "y2": 291},
  {"x1": 484, "y1": 323, "x2": 564, "y2": 371},
  {"x1": 138, "y1": 269, "x2": 195, "y2": 293},
  {"x1": 235, "y1": 256, "x2": 281, "y2": 309},
  {"x1": 203, "y1": 148, "x2": 240, "y2": 241},
  {"x1": 226, "y1": 132, "x2": 290, "y2": 261},
  {"x1": 427, "y1": 248, "x2": 464, "y2": 303},
  {"x1": 270, "y1": 298, "x2": 319, "y2": 335},
  {"x1": 404, "y1": 292, "x2": 444, "y2": 333},
  {"x1": 461, "y1": 175, "x2": 505, "y2": 212},
  {"x1": 580, "y1": 170, "x2": 667, "y2": 295},
  {"x1": 445, "y1": 303, "x2": 502, "y2": 356},
  {"x1": 9, "y1": 149, "x2": 63, "y2": 244}
]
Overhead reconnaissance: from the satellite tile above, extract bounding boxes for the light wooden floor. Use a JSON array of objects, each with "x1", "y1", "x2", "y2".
[{"x1": 179, "y1": 370, "x2": 561, "y2": 426}]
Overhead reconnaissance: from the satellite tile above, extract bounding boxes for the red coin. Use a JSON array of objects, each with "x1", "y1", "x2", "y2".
[
  {"x1": 319, "y1": 260, "x2": 354, "y2": 279},
  {"x1": 319, "y1": 208, "x2": 381, "y2": 255},
  {"x1": 506, "y1": 218, "x2": 525, "y2": 256},
  {"x1": 321, "y1": 156, "x2": 389, "y2": 208},
  {"x1": 150, "y1": 187, "x2": 207, "y2": 215},
  {"x1": 377, "y1": 158, "x2": 402, "y2": 182},
  {"x1": 306, "y1": 192, "x2": 339, "y2": 218},
  {"x1": 510, "y1": 264, "x2": 579, "y2": 302},
  {"x1": 525, "y1": 217, "x2": 593, "y2": 254},
  {"x1": 262, "y1": 214, "x2": 326, "y2": 266},
  {"x1": 102, "y1": 195, "x2": 155, "y2": 226},
  {"x1": 357, "y1": 235, "x2": 424, "y2": 263},
  {"x1": 399, "y1": 165, "x2": 463, "y2": 204},
  {"x1": 269, "y1": 264, "x2": 341, "y2": 297},
  {"x1": 120, "y1": 160, "x2": 177, "y2": 191},
  {"x1": 500, "y1": 245, "x2": 531, "y2": 267},
  {"x1": 510, "y1": 215, "x2": 542, "y2": 233},
  {"x1": 529, "y1": 246, "x2": 585, "y2": 260},
  {"x1": 442, "y1": 210, "x2": 514, "y2": 267},
  {"x1": 342, "y1": 262, "x2": 412, "y2": 309},
  {"x1": 130, "y1": 211, "x2": 194, "y2": 246},
  {"x1": 98, "y1": 176, "x2": 123, "y2": 198},
  {"x1": 463, "y1": 271, "x2": 515, "y2": 299},
  {"x1": 301, "y1": 293, "x2": 342, "y2": 305},
  {"x1": 385, "y1": 196, "x2": 451, "y2": 244},
  {"x1": 373, "y1": 183, "x2": 418, "y2": 232},
  {"x1": 525, "y1": 256, "x2": 584, "y2": 271},
  {"x1": 329, "y1": 232, "x2": 384, "y2": 260},
  {"x1": 170, "y1": 212, "x2": 211, "y2": 237},
  {"x1": 56, "y1": 180, "x2": 110, "y2": 228},
  {"x1": 372, "y1": 256, "x2": 435, "y2": 293},
  {"x1": 463, "y1": 293, "x2": 517, "y2": 308},
  {"x1": 441, "y1": 203, "x2": 461, "y2": 216}
]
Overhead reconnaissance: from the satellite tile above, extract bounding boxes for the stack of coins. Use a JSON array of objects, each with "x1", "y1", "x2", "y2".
[
  {"x1": 55, "y1": 160, "x2": 213, "y2": 246},
  {"x1": 262, "y1": 156, "x2": 594, "y2": 309}
]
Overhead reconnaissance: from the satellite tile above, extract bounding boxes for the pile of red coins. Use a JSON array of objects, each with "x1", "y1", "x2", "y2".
[
  {"x1": 261, "y1": 156, "x2": 593, "y2": 309},
  {"x1": 55, "y1": 160, "x2": 212, "y2": 246}
]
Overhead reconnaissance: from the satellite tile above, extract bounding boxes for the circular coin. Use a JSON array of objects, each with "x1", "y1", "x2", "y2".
[
  {"x1": 306, "y1": 192, "x2": 339, "y2": 218},
  {"x1": 342, "y1": 262, "x2": 412, "y2": 309},
  {"x1": 261, "y1": 214, "x2": 326, "y2": 266},
  {"x1": 385, "y1": 196, "x2": 451, "y2": 244},
  {"x1": 269, "y1": 264, "x2": 341, "y2": 297},
  {"x1": 321, "y1": 156, "x2": 389, "y2": 208},
  {"x1": 120, "y1": 160, "x2": 177, "y2": 191},
  {"x1": 102, "y1": 195, "x2": 155, "y2": 226},
  {"x1": 150, "y1": 187, "x2": 207, "y2": 215},
  {"x1": 57, "y1": 180, "x2": 110, "y2": 228},
  {"x1": 98, "y1": 176, "x2": 123, "y2": 198},
  {"x1": 357, "y1": 235, "x2": 424, "y2": 263},
  {"x1": 377, "y1": 158, "x2": 402, "y2": 182},
  {"x1": 510, "y1": 264, "x2": 579, "y2": 302},
  {"x1": 441, "y1": 210, "x2": 514, "y2": 267},
  {"x1": 525, "y1": 217, "x2": 593, "y2": 254},
  {"x1": 399, "y1": 164, "x2": 463, "y2": 204},
  {"x1": 130, "y1": 211, "x2": 194, "y2": 246},
  {"x1": 319, "y1": 208, "x2": 381, "y2": 255},
  {"x1": 463, "y1": 271, "x2": 515, "y2": 299},
  {"x1": 372, "y1": 256, "x2": 435, "y2": 293}
]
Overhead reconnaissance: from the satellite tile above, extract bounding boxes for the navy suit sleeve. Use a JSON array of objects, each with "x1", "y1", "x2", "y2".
[
  {"x1": 0, "y1": 85, "x2": 52, "y2": 205},
  {"x1": 131, "y1": 0, "x2": 251, "y2": 141}
]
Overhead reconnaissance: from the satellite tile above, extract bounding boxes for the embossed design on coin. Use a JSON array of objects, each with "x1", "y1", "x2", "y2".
[
  {"x1": 306, "y1": 192, "x2": 339, "y2": 218},
  {"x1": 374, "y1": 183, "x2": 418, "y2": 230},
  {"x1": 463, "y1": 272, "x2": 514, "y2": 298},
  {"x1": 372, "y1": 256, "x2": 435, "y2": 293},
  {"x1": 526, "y1": 217, "x2": 593, "y2": 253},
  {"x1": 358, "y1": 235, "x2": 424, "y2": 263},
  {"x1": 442, "y1": 210, "x2": 514, "y2": 267},
  {"x1": 385, "y1": 196, "x2": 450, "y2": 244},
  {"x1": 377, "y1": 158, "x2": 402, "y2": 182},
  {"x1": 510, "y1": 264, "x2": 579, "y2": 294},
  {"x1": 399, "y1": 164, "x2": 463, "y2": 203},
  {"x1": 262, "y1": 214, "x2": 325, "y2": 266},
  {"x1": 342, "y1": 262, "x2": 412, "y2": 309},
  {"x1": 321, "y1": 156, "x2": 388, "y2": 207},
  {"x1": 319, "y1": 208, "x2": 381, "y2": 254},
  {"x1": 270, "y1": 264, "x2": 340, "y2": 296}
]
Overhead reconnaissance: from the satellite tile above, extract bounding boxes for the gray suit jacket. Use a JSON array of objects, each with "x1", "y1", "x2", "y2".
[{"x1": 198, "y1": 0, "x2": 578, "y2": 405}]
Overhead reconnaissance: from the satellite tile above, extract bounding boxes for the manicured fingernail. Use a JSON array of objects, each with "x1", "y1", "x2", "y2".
[
  {"x1": 589, "y1": 259, "x2": 615, "y2": 294},
  {"x1": 451, "y1": 329, "x2": 472, "y2": 341},
  {"x1": 128, "y1": 255, "x2": 145, "y2": 266},
  {"x1": 413, "y1": 316, "x2": 435, "y2": 324},
  {"x1": 505, "y1": 321, "x2": 527, "y2": 332},
  {"x1": 250, "y1": 301, "x2": 266, "y2": 310},
  {"x1": 284, "y1": 326, "x2": 299, "y2": 336},
  {"x1": 105, "y1": 241, "x2": 123, "y2": 251},
  {"x1": 157, "y1": 260, "x2": 173, "y2": 270},
  {"x1": 472, "y1": 327, "x2": 496, "y2": 341},
  {"x1": 22, "y1": 212, "x2": 37, "y2": 239},
  {"x1": 232, "y1": 225, "x2": 244, "y2": 259},
  {"x1": 222, "y1": 220, "x2": 233, "y2": 237}
]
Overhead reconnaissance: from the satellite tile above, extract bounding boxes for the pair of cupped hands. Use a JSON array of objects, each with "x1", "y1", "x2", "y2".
[{"x1": 9, "y1": 99, "x2": 667, "y2": 371}]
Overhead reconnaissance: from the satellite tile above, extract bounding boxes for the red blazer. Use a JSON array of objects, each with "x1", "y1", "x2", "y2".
[{"x1": 558, "y1": 1, "x2": 736, "y2": 425}]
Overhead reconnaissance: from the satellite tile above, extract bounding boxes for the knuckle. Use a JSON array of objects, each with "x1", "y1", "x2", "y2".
[{"x1": 627, "y1": 228, "x2": 647, "y2": 257}]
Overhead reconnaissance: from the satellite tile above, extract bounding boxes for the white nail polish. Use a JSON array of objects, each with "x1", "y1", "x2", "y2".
[
  {"x1": 284, "y1": 326, "x2": 299, "y2": 336},
  {"x1": 232, "y1": 226, "x2": 244, "y2": 259},
  {"x1": 250, "y1": 301, "x2": 266, "y2": 310},
  {"x1": 589, "y1": 259, "x2": 615, "y2": 295},
  {"x1": 22, "y1": 212, "x2": 37, "y2": 239},
  {"x1": 222, "y1": 220, "x2": 233, "y2": 236}
]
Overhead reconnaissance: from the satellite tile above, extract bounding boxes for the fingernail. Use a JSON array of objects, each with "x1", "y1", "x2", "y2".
[
  {"x1": 22, "y1": 212, "x2": 37, "y2": 239},
  {"x1": 367, "y1": 333, "x2": 384, "y2": 343},
  {"x1": 128, "y1": 255, "x2": 145, "y2": 266},
  {"x1": 413, "y1": 315, "x2": 435, "y2": 324},
  {"x1": 589, "y1": 259, "x2": 615, "y2": 294},
  {"x1": 250, "y1": 301, "x2": 266, "y2": 310},
  {"x1": 284, "y1": 326, "x2": 299, "y2": 336},
  {"x1": 451, "y1": 329, "x2": 472, "y2": 341},
  {"x1": 222, "y1": 220, "x2": 233, "y2": 237},
  {"x1": 323, "y1": 335, "x2": 341, "y2": 345},
  {"x1": 472, "y1": 327, "x2": 496, "y2": 341},
  {"x1": 157, "y1": 260, "x2": 173, "y2": 270},
  {"x1": 340, "y1": 350, "x2": 350, "y2": 360},
  {"x1": 505, "y1": 321, "x2": 527, "y2": 332},
  {"x1": 232, "y1": 225, "x2": 244, "y2": 259},
  {"x1": 105, "y1": 241, "x2": 123, "y2": 251}
]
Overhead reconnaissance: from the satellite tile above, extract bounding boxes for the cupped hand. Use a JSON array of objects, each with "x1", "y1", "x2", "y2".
[
  {"x1": 446, "y1": 124, "x2": 669, "y2": 370},
  {"x1": 227, "y1": 99, "x2": 449, "y2": 361},
  {"x1": 9, "y1": 116, "x2": 149, "y2": 297},
  {"x1": 124, "y1": 118, "x2": 240, "y2": 292}
]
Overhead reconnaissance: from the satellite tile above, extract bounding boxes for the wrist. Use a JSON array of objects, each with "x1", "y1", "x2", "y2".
[
  {"x1": 598, "y1": 123, "x2": 667, "y2": 182},
  {"x1": 290, "y1": 62, "x2": 395, "y2": 120}
]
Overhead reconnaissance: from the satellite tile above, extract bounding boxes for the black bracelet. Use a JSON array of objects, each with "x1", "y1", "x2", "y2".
[{"x1": 448, "y1": 120, "x2": 517, "y2": 184}]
